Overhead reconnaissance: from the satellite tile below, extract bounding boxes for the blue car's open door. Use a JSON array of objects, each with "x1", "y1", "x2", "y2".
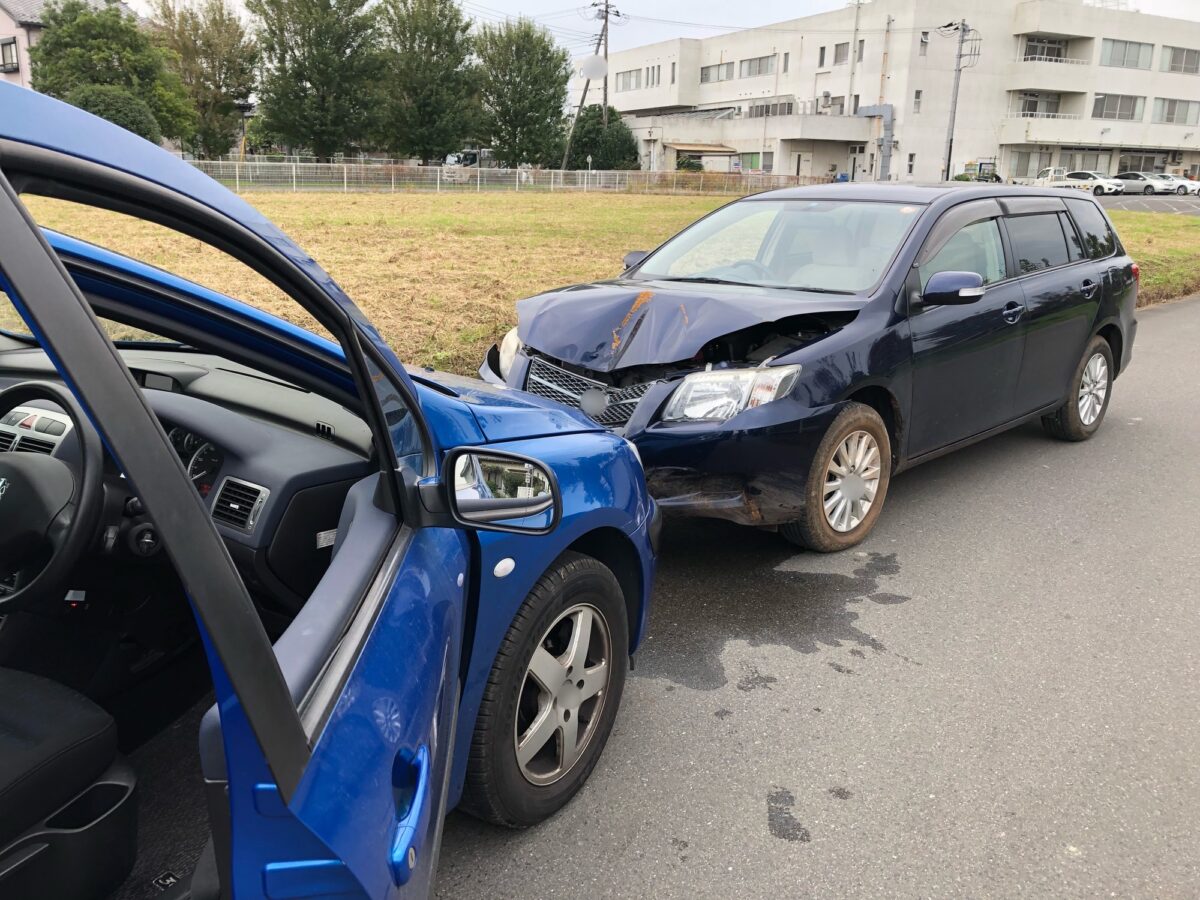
[{"x1": 0, "y1": 116, "x2": 467, "y2": 898}]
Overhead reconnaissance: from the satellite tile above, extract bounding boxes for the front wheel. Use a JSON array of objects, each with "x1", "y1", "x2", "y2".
[
  {"x1": 1041, "y1": 335, "x2": 1114, "y2": 441},
  {"x1": 1144, "y1": 185, "x2": 1155, "y2": 194},
  {"x1": 460, "y1": 552, "x2": 628, "y2": 827},
  {"x1": 1093, "y1": 184, "x2": 1104, "y2": 196},
  {"x1": 1177, "y1": 185, "x2": 1188, "y2": 195},
  {"x1": 780, "y1": 402, "x2": 891, "y2": 552}
]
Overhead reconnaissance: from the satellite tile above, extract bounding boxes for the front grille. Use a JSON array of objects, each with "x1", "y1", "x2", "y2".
[{"x1": 525, "y1": 357, "x2": 655, "y2": 428}]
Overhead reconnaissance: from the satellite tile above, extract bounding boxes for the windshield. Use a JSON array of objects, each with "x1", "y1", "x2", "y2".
[{"x1": 636, "y1": 199, "x2": 923, "y2": 294}]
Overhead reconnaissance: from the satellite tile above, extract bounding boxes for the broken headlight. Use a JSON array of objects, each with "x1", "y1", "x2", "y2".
[
  {"x1": 498, "y1": 327, "x2": 522, "y2": 380},
  {"x1": 661, "y1": 365, "x2": 801, "y2": 423}
]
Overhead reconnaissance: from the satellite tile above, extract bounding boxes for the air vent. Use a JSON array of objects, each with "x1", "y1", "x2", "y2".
[
  {"x1": 211, "y1": 477, "x2": 269, "y2": 532},
  {"x1": 0, "y1": 432, "x2": 14, "y2": 452},
  {"x1": 315, "y1": 421, "x2": 335, "y2": 441},
  {"x1": 16, "y1": 436, "x2": 56, "y2": 455}
]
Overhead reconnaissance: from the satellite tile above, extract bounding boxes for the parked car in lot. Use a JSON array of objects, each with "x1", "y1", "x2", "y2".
[
  {"x1": 483, "y1": 185, "x2": 1138, "y2": 552},
  {"x1": 0, "y1": 85, "x2": 657, "y2": 899},
  {"x1": 1155, "y1": 173, "x2": 1200, "y2": 195},
  {"x1": 1114, "y1": 171, "x2": 1174, "y2": 194},
  {"x1": 1032, "y1": 167, "x2": 1124, "y2": 195}
]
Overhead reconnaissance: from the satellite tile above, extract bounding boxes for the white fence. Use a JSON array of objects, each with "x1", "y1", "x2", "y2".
[{"x1": 188, "y1": 160, "x2": 834, "y2": 196}]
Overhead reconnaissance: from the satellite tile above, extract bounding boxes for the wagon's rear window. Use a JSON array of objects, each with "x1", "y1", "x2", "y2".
[{"x1": 635, "y1": 199, "x2": 923, "y2": 293}]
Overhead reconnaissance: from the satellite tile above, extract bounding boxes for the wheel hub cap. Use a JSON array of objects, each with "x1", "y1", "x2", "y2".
[
  {"x1": 823, "y1": 430, "x2": 881, "y2": 533},
  {"x1": 514, "y1": 603, "x2": 611, "y2": 786},
  {"x1": 1077, "y1": 353, "x2": 1109, "y2": 426}
]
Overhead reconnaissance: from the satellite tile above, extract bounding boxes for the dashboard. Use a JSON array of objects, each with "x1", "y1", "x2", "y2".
[{"x1": 167, "y1": 426, "x2": 224, "y2": 499}]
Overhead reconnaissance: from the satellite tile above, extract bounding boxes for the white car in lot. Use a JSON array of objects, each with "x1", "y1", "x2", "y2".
[
  {"x1": 1156, "y1": 174, "x2": 1200, "y2": 195},
  {"x1": 1032, "y1": 167, "x2": 1124, "y2": 195},
  {"x1": 1114, "y1": 171, "x2": 1175, "y2": 194}
]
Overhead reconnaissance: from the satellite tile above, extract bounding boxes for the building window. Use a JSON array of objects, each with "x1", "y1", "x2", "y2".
[
  {"x1": 1016, "y1": 91, "x2": 1061, "y2": 117},
  {"x1": 783, "y1": 52, "x2": 789, "y2": 73},
  {"x1": 763, "y1": 151, "x2": 774, "y2": 174},
  {"x1": 834, "y1": 42, "x2": 849, "y2": 65},
  {"x1": 852, "y1": 94, "x2": 860, "y2": 114},
  {"x1": 857, "y1": 39, "x2": 865, "y2": 62},
  {"x1": 1024, "y1": 37, "x2": 1067, "y2": 61},
  {"x1": 1119, "y1": 152, "x2": 1162, "y2": 172},
  {"x1": 749, "y1": 101, "x2": 795, "y2": 118},
  {"x1": 907, "y1": 153, "x2": 916, "y2": 175},
  {"x1": 615, "y1": 69, "x2": 641, "y2": 92},
  {"x1": 830, "y1": 95, "x2": 845, "y2": 115},
  {"x1": 913, "y1": 89, "x2": 922, "y2": 113},
  {"x1": 1010, "y1": 150, "x2": 1053, "y2": 178},
  {"x1": 920, "y1": 32, "x2": 929, "y2": 56},
  {"x1": 1092, "y1": 93, "x2": 1145, "y2": 121},
  {"x1": 739, "y1": 55, "x2": 777, "y2": 78},
  {"x1": 671, "y1": 62, "x2": 676, "y2": 84},
  {"x1": 700, "y1": 62, "x2": 735, "y2": 84},
  {"x1": 1100, "y1": 38, "x2": 1152, "y2": 70},
  {"x1": 738, "y1": 152, "x2": 762, "y2": 171},
  {"x1": 1153, "y1": 97, "x2": 1200, "y2": 125},
  {"x1": 1162, "y1": 45, "x2": 1200, "y2": 74},
  {"x1": 0, "y1": 38, "x2": 16, "y2": 74},
  {"x1": 818, "y1": 46, "x2": 826, "y2": 67},
  {"x1": 1063, "y1": 150, "x2": 1111, "y2": 172}
]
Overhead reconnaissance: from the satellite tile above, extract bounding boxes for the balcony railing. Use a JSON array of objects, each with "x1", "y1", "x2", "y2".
[
  {"x1": 1018, "y1": 55, "x2": 1091, "y2": 65},
  {"x1": 1005, "y1": 111, "x2": 1083, "y2": 119}
]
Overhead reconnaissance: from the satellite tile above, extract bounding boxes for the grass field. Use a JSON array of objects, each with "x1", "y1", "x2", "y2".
[{"x1": 20, "y1": 193, "x2": 1200, "y2": 376}]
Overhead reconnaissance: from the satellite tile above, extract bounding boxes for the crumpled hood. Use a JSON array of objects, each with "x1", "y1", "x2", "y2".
[{"x1": 517, "y1": 279, "x2": 863, "y2": 373}]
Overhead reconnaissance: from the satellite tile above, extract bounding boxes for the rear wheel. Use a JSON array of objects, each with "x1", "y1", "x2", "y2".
[
  {"x1": 1041, "y1": 335, "x2": 1114, "y2": 441},
  {"x1": 461, "y1": 552, "x2": 628, "y2": 827},
  {"x1": 780, "y1": 402, "x2": 891, "y2": 553}
]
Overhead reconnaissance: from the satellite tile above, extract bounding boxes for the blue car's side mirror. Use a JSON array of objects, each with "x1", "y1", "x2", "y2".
[
  {"x1": 443, "y1": 447, "x2": 562, "y2": 535},
  {"x1": 623, "y1": 250, "x2": 650, "y2": 270},
  {"x1": 922, "y1": 270, "x2": 987, "y2": 306}
]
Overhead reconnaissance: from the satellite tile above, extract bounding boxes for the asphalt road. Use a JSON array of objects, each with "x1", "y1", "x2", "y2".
[
  {"x1": 1099, "y1": 193, "x2": 1200, "y2": 215},
  {"x1": 437, "y1": 296, "x2": 1200, "y2": 899}
]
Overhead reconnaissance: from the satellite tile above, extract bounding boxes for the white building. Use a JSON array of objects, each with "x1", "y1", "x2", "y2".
[{"x1": 574, "y1": 0, "x2": 1200, "y2": 182}]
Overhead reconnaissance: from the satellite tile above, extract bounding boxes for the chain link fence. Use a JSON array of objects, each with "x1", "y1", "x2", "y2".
[{"x1": 189, "y1": 160, "x2": 835, "y2": 196}]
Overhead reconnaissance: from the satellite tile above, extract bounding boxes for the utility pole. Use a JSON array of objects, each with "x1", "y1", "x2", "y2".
[
  {"x1": 601, "y1": 0, "x2": 610, "y2": 126},
  {"x1": 942, "y1": 20, "x2": 968, "y2": 182},
  {"x1": 561, "y1": 15, "x2": 609, "y2": 171}
]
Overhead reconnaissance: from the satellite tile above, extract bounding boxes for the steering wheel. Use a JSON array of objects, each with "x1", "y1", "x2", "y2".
[
  {"x1": 0, "y1": 382, "x2": 104, "y2": 610},
  {"x1": 725, "y1": 259, "x2": 774, "y2": 281}
]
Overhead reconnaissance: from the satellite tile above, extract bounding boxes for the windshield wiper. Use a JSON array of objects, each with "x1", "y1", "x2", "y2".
[
  {"x1": 656, "y1": 275, "x2": 761, "y2": 287},
  {"x1": 783, "y1": 286, "x2": 856, "y2": 295}
]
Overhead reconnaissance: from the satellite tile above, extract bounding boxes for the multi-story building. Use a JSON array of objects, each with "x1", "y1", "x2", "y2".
[
  {"x1": 574, "y1": 0, "x2": 1200, "y2": 182},
  {"x1": 1, "y1": 0, "x2": 135, "y2": 90}
]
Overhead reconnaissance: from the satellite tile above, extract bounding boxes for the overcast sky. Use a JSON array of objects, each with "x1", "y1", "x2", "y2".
[{"x1": 125, "y1": 0, "x2": 1200, "y2": 53}]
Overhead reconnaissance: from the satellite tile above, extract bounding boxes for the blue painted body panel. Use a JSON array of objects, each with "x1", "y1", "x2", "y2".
[{"x1": 2, "y1": 84, "x2": 657, "y2": 898}]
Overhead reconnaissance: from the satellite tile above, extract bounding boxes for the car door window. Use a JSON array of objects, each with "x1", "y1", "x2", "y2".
[
  {"x1": 1005, "y1": 214, "x2": 1070, "y2": 274},
  {"x1": 1060, "y1": 212, "x2": 1086, "y2": 261},
  {"x1": 1064, "y1": 198, "x2": 1117, "y2": 259},
  {"x1": 918, "y1": 218, "x2": 1007, "y2": 289}
]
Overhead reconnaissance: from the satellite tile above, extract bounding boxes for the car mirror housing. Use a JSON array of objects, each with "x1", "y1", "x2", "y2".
[
  {"x1": 442, "y1": 447, "x2": 561, "y2": 535},
  {"x1": 923, "y1": 270, "x2": 986, "y2": 306},
  {"x1": 623, "y1": 250, "x2": 650, "y2": 270}
]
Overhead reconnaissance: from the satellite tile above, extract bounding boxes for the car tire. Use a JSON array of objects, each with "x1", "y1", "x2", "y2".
[
  {"x1": 1041, "y1": 335, "x2": 1114, "y2": 442},
  {"x1": 1144, "y1": 185, "x2": 1155, "y2": 194},
  {"x1": 1093, "y1": 185, "x2": 1104, "y2": 196},
  {"x1": 1177, "y1": 185, "x2": 1188, "y2": 195},
  {"x1": 460, "y1": 551, "x2": 628, "y2": 828},
  {"x1": 780, "y1": 402, "x2": 891, "y2": 553}
]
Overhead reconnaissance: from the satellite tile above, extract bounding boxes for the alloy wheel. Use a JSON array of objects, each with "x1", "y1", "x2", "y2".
[
  {"x1": 822, "y1": 430, "x2": 882, "y2": 533},
  {"x1": 1077, "y1": 352, "x2": 1109, "y2": 426},
  {"x1": 515, "y1": 603, "x2": 612, "y2": 786}
]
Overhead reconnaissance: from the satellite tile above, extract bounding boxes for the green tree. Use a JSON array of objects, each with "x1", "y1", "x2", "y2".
[
  {"x1": 65, "y1": 83, "x2": 163, "y2": 143},
  {"x1": 566, "y1": 105, "x2": 639, "y2": 170},
  {"x1": 474, "y1": 19, "x2": 570, "y2": 167},
  {"x1": 248, "y1": 0, "x2": 382, "y2": 161},
  {"x1": 151, "y1": 0, "x2": 257, "y2": 159},
  {"x1": 29, "y1": 0, "x2": 195, "y2": 141},
  {"x1": 377, "y1": 0, "x2": 476, "y2": 163}
]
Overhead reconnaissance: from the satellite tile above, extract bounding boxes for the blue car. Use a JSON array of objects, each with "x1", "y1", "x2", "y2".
[
  {"x1": 0, "y1": 86, "x2": 657, "y2": 899},
  {"x1": 483, "y1": 185, "x2": 1137, "y2": 552}
]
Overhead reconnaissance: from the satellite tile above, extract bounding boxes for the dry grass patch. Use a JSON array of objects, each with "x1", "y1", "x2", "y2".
[{"x1": 16, "y1": 195, "x2": 1196, "y2": 376}]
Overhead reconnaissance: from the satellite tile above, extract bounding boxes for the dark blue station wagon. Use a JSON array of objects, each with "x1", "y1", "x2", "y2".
[{"x1": 483, "y1": 185, "x2": 1138, "y2": 552}]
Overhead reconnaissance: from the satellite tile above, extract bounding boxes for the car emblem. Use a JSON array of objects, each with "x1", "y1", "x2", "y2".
[
  {"x1": 0, "y1": 477, "x2": 8, "y2": 501},
  {"x1": 579, "y1": 388, "x2": 609, "y2": 417}
]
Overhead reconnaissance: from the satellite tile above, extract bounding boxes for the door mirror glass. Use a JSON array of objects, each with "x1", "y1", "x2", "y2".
[
  {"x1": 445, "y1": 448, "x2": 561, "y2": 534},
  {"x1": 623, "y1": 250, "x2": 650, "y2": 269},
  {"x1": 922, "y1": 270, "x2": 986, "y2": 306}
]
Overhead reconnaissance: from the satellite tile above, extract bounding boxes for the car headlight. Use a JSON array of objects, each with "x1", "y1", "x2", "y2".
[
  {"x1": 623, "y1": 438, "x2": 643, "y2": 468},
  {"x1": 661, "y1": 365, "x2": 801, "y2": 423},
  {"x1": 498, "y1": 327, "x2": 522, "y2": 381}
]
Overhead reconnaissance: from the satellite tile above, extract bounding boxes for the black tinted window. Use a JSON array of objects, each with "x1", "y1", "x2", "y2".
[
  {"x1": 1064, "y1": 198, "x2": 1117, "y2": 260},
  {"x1": 1006, "y1": 214, "x2": 1070, "y2": 273},
  {"x1": 1060, "y1": 212, "x2": 1085, "y2": 261}
]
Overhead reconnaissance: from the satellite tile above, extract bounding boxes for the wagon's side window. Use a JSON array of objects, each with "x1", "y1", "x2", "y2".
[{"x1": 918, "y1": 218, "x2": 1006, "y2": 289}]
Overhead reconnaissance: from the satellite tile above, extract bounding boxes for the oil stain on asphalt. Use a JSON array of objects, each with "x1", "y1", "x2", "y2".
[
  {"x1": 637, "y1": 519, "x2": 910, "y2": 690},
  {"x1": 766, "y1": 788, "x2": 811, "y2": 843}
]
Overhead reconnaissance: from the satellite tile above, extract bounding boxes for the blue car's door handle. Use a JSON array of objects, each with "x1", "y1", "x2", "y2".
[
  {"x1": 1001, "y1": 301, "x2": 1025, "y2": 325},
  {"x1": 390, "y1": 745, "x2": 431, "y2": 886}
]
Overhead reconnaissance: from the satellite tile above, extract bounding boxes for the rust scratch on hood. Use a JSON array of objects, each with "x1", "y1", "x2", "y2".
[
  {"x1": 679, "y1": 304, "x2": 689, "y2": 326},
  {"x1": 611, "y1": 291, "x2": 655, "y2": 350}
]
